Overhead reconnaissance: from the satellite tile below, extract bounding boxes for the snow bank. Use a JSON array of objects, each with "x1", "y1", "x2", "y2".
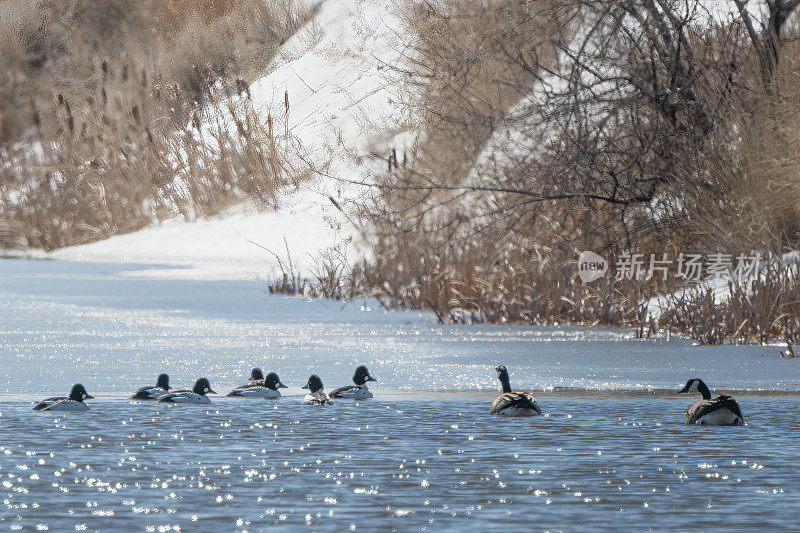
[{"x1": 49, "y1": 197, "x2": 346, "y2": 280}]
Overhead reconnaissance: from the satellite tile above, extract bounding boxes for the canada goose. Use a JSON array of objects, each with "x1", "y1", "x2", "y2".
[
  {"x1": 678, "y1": 378, "x2": 744, "y2": 426},
  {"x1": 490, "y1": 366, "x2": 541, "y2": 417}
]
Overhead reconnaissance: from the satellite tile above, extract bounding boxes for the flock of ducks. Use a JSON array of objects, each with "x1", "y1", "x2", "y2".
[
  {"x1": 32, "y1": 364, "x2": 745, "y2": 426},
  {"x1": 32, "y1": 366, "x2": 378, "y2": 411}
]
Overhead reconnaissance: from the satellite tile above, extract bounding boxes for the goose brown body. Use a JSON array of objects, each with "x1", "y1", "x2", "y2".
[{"x1": 490, "y1": 366, "x2": 541, "y2": 417}]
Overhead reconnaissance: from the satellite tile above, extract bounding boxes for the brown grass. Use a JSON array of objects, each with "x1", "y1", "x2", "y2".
[
  {"x1": 0, "y1": 0, "x2": 311, "y2": 249},
  {"x1": 658, "y1": 258, "x2": 800, "y2": 345}
]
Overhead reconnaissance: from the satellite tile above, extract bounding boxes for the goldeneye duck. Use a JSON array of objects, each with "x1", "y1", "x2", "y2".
[
  {"x1": 679, "y1": 378, "x2": 744, "y2": 426},
  {"x1": 158, "y1": 378, "x2": 216, "y2": 404},
  {"x1": 489, "y1": 365, "x2": 541, "y2": 417},
  {"x1": 33, "y1": 384, "x2": 94, "y2": 411},
  {"x1": 302, "y1": 375, "x2": 332, "y2": 405},
  {"x1": 244, "y1": 367, "x2": 266, "y2": 387},
  {"x1": 130, "y1": 373, "x2": 171, "y2": 400},
  {"x1": 229, "y1": 367, "x2": 266, "y2": 391},
  {"x1": 328, "y1": 365, "x2": 377, "y2": 399},
  {"x1": 227, "y1": 372, "x2": 288, "y2": 398}
]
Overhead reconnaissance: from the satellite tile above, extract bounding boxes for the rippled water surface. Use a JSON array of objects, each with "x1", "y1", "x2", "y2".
[
  {"x1": 2, "y1": 395, "x2": 799, "y2": 531},
  {"x1": 2, "y1": 259, "x2": 800, "y2": 530}
]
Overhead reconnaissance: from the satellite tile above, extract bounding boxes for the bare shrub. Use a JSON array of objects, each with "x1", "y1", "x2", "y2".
[{"x1": 349, "y1": 0, "x2": 800, "y2": 339}]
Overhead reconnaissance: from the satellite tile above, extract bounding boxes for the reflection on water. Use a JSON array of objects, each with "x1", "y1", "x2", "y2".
[{"x1": 1, "y1": 395, "x2": 799, "y2": 530}]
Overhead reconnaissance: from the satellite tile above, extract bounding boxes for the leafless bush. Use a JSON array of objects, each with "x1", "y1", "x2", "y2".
[{"x1": 350, "y1": 0, "x2": 800, "y2": 337}]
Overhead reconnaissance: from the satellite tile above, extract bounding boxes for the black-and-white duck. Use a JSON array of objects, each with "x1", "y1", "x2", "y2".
[
  {"x1": 328, "y1": 365, "x2": 377, "y2": 399},
  {"x1": 489, "y1": 365, "x2": 541, "y2": 417},
  {"x1": 158, "y1": 378, "x2": 216, "y2": 404},
  {"x1": 129, "y1": 373, "x2": 171, "y2": 400},
  {"x1": 227, "y1": 372, "x2": 288, "y2": 398},
  {"x1": 302, "y1": 375, "x2": 332, "y2": 405},
  {"x1": 33, "y1": 384, "x2": 94, "y2": 411},
  {"x1": 239, "y1": 367, "x2": 266, "y2": 387},
  {"x1": 678, "y1": 378, "x2": 744, "y2": 426}
]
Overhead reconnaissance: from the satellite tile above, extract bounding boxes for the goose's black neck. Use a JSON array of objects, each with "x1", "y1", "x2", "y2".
[
  {"x1": 698, "y1": 380, "x2": 712, "y2": 400},
  {"x1": 499, "y1": 374, "x2": 512, "y2": 393}
]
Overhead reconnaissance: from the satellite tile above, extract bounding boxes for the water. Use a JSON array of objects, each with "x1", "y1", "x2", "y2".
[
  {"x1": 2, "y1": 394, "x2": 799, "y2": 530},
  {"x1": 1, "y1": 259, "x2": 800, "y2": 530}
]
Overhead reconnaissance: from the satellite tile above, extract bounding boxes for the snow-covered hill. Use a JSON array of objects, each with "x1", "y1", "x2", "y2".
[{"x1": 51, "y1": 0, "x2": 410, "y2": 279}]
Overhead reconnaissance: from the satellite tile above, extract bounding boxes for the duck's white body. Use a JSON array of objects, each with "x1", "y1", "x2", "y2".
[
  {"x1": 328, "y1": 385, "x2": 373, "y2": 400},
  {"x1": 158, "y1": 392, "x2": 211, "y2": 404},
  {"x1": 229, "y1": 386, "x2": 281, "y2": 399},
  {"x1": 303, "y1": 392, "x2": 332, "y2": 406},
  {"x1": 33, "y1": 399, "x2": 90, "y2": 411}
]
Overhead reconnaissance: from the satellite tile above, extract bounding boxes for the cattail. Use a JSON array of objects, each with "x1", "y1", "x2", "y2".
[{"x1": 63, "y1": 99, "x2": 74, "y2": 134}]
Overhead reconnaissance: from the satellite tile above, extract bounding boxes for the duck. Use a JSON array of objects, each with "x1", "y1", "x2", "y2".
[
  {"x1": 236, "y1": 367, "x2": 266, "y2": 387},
  {"x1": 328, "y1": 365, "x2": 377, "y2": 399},
  {"x1": 33, "y1": 384, "x2": 94, "y2": 411},
  {"x1": 158, "y1": 378, "x2": 216, "y2": 404},
  {"x1": 227, "y1": 372, "x2": 288, "y2": 398},
  {"x1": 678, "y1": 378, "x2": 744, "y2": 426},
  {"x1": 301, "y1": 375, "x2": 332, "y2": 405},
  {"x1": 129, "y1": 373, "x2": 171, "y2": 400},
  {"x1": 489, "y1": 365, "x2": 541, "y2": 417}
]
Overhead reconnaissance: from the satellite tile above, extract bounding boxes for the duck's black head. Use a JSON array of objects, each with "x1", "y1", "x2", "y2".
[
  {"x1": 193, "y1": 378, "x2": 216, "y2": 395},
  {"x1": 265, "y1": 372, "x2": 288, "y2": 390},
  {"x1": 678, "y1": 378, "x2": 711, "y2": 400},
  {"x1": 156, "y1": 373, "x2": 170, "y2": 390},
  {"x1": 250, "y1": 368, "x2": 265, "y2": 381},
  {"x1": 69, "y1": 384, "x2": 94, "y2": 402},
  {"x1": 302, "y1": 375, "x2": 324, "y2": 394},
  {"x1": 353, "y1": 365, "x2": 377, "y2": 386},
  {"x1": 495, "y1": 365, "x2": 512, "y2": 393}
]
